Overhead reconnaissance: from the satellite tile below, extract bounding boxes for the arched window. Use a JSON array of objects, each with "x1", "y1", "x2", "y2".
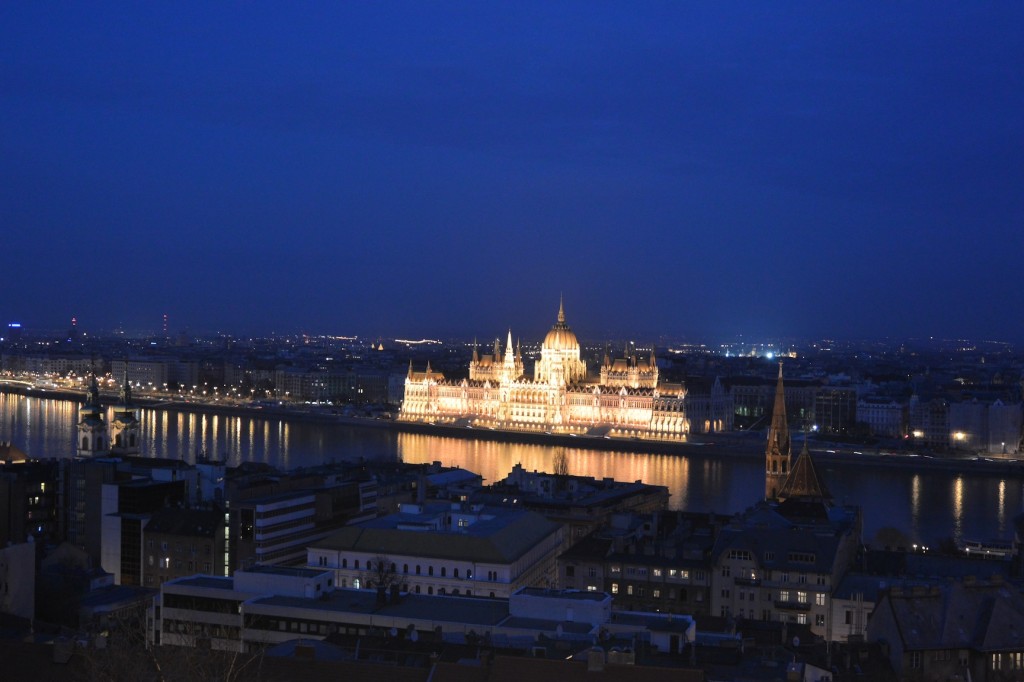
[
  {"x1": 342, "y1": 558, "x2": 347, "y2": 568},
  {"x1": 82, "y1": 437, "x2": 88, "y2": 450},
  {"x1": 403, "y1": 564, "x2": 409, "y2": 574},
  {"x1": 428, "y1": 566, "x2": 434, "y2": 576},
  {"x1": 441, "y1": 567, "x2": 446, "y2": 577},
  {"x1": 416, "y1": 565, "x2": 421, "y2": 575},
  {"x1": 453, "y1": 568, "x2": 459, "y2": 578},
  {"x1": 427, "y1": 586, "x2": 433, "y2": 595}
]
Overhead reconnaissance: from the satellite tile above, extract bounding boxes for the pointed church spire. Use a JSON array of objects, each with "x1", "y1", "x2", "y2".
[
  {"x1": 765, "y1": 361, "x2": 792, "y2": 500},
  {"x1": 777, "y1": 432, "x2": 832, "y2": 503},
  {"x1": 557, "y1": 294, "x2": 565, "y2": 324},
  {"x1": 472, "y1": 337, "x2": 479, "y2": 363},
  {"x1": 407, "y1": 359, "x2": 414, "y2": 379}
]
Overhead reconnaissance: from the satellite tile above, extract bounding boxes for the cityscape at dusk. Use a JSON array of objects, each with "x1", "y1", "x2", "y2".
[{"x1": 3, "y1": 3, "x2": 1024, "y2": 680}]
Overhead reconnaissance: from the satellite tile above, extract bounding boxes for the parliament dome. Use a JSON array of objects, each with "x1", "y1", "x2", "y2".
[{"x1": 542, "y1": 299, "x2": 579, "y2": 352}]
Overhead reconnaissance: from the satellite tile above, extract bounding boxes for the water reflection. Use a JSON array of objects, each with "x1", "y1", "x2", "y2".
[
  {"x1": 953, "y1": 477, "x2": 964, "y2": 539},
  {"x1": 2, "y1": 393, "x2": 1023, "y2": 546},
  {"x1": 911, "y1": 474, "x2": 921, "y2": 529}
]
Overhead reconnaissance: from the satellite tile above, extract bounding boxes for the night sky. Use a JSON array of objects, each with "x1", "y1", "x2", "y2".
[{"x1": 2, "y1": 3, "x2": 1022, "y2": 342}]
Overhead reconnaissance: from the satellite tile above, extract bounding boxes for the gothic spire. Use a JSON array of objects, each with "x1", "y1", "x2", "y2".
[
  {"x1": 557, "y1": 294, "x2": 565, "y2": 324},
  {"x1": 765, "y1": 361, "x2": 792, "y2": 500},
  {"x1": 777, "y1": 434, "x2": 832, "y2": 503}
]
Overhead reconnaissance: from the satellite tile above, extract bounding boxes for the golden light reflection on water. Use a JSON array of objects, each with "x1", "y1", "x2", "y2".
[
  {"x1": 911, "y1": 474, "x2": 921, "y2": 527},
  {"x1": 953, "y1": 476, "x2": 964, "y2": 538},
  {"x1": 998, "y1": 479, "x2": 1006, "y2": 530},
  {"x1": 396, "y1": 432, "x2": 694, "y2": 508}
]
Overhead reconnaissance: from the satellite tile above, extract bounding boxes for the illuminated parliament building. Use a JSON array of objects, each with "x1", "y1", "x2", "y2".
[{"x1": 400, "y1": 300, "x2": 689, "y2": 439}]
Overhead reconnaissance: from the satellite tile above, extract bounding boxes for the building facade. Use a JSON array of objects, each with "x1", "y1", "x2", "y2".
[
  {"x1": 400, "y1": 300, "x2": 689, "y2": 440},
  {"x1": 307, "y1": 502, "x2": 563, "y2": 599}
]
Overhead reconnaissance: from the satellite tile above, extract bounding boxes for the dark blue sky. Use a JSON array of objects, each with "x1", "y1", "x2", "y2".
[{"x1": 2, "y1": 3, "x2": 1022, "y2": 342}]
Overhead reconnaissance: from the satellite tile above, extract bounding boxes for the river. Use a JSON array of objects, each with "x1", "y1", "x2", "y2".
[{"x1": 2, "y1": 392, "x2": 1022, "y2": 548}]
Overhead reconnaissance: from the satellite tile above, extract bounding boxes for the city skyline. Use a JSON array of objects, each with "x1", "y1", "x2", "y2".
[{"x1": 3, "y1": 4, "x2": 1022, "y2": 341}]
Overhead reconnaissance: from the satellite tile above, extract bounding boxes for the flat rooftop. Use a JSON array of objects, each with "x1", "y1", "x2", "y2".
[
  {"x1": 249, "y1": 589, "x2": 510, "y2": 627},
  {"x1": 243, "y1": 565, "x2": 327, "y2": 579}
]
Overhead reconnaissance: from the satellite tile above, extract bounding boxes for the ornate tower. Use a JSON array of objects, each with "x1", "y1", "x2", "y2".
[
  {"x1": 534, "y1": 297, "x2": 587, "y2": 386},
  {"x1": 110, "y1": 368, "x2": 140, "y2": 456},
  {"x1": 77, "y1": 373, "x2": 109, "y2": 457},
  {"x1": 777, "y1": 437, "x2": 832, "y2": 503},
  {"x1": 765, "y1": 362, "x2": 791, "y2": 500}
]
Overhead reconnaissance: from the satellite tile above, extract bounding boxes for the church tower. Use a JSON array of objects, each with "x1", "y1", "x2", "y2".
[
  {"x1": 110, "y1": 369, "x2": 140, "y2": 456},
  {"x1": 77, "y1": 373, "x2": 108, "y2": 457},
  {"x1": 765, "y1": 362, "x2": 791, "y2": 500}
]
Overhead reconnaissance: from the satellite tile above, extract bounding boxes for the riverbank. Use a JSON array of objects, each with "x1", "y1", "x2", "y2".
[{"x1": 2, "y1": 382, "x2": 1021, "y2": 477}]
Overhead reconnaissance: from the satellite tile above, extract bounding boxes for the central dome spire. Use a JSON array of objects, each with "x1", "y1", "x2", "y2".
[{"x1": 558, "y1": 294, "x2": 565, "y2": 324}]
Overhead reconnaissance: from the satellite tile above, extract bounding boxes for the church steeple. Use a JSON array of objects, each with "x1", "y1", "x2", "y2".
[
  {"x1": 777, "y1": 435, "x2": 832, "y2": 503},
  {"x1": 557, "y1": 294, "x2": 566, "y2": 324},
  {"x1": 765, "y1": 362, "x2": 792, "y2": 500},
  {"x1": 110, "y1": 366, "x2": 140, "y2": 456},
  {"x1": 77, "y1": 370, "x2": 108, "y2": 457}
]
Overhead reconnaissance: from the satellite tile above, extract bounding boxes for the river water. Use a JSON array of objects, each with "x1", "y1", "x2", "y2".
[{"x1": 2, "y1": 392, "x2": 1022, "y2": 548}]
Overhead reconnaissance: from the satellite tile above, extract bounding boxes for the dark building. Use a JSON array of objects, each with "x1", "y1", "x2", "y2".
[
  {"x1": 558, "y1": 510, "x2": 722, "y2": 617},
  {"x1": 0, "y1": 459, "x2": 60, "y2": 546},
  {"x1": 102, "y1": 478, "x2": 188, "y2": 586},
  {"x1": 814, "y1": 387, "x2": 858, "y2": 436},
  {"x1": 143, "y1": 507, "x2": 226, "y2": 587}
]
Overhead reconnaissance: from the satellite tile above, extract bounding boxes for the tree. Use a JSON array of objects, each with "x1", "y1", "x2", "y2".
[
  {"x1": 553, "y1": 450, "x2": 569, "y2": 477},
  {"x1": 79, "y1": 603, "x2": 264, "y2": 682},
  {"x1": 873, "y1": 526, "x2": 912, "y2": 551},
  {"x1": 365, "y1": 555, "x2": 405, "y2": 604}
]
